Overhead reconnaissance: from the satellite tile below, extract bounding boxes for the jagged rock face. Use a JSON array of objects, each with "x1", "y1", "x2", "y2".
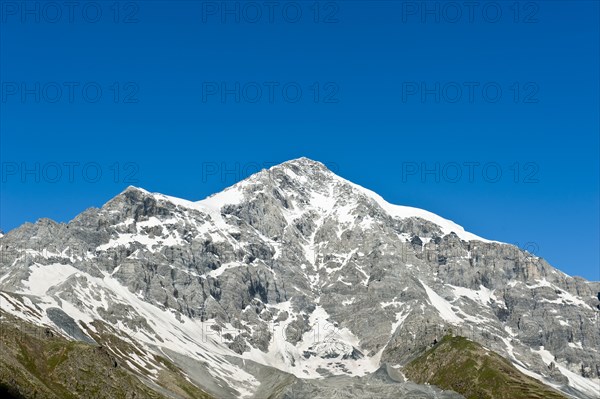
[{"x1": 0, "y1": 158, "x2": 599, "y2": 399}]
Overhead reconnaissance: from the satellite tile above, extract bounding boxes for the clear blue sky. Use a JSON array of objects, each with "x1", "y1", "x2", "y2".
[{"x1": 1, "y1": 1, "x2": 598, "y2": 280}]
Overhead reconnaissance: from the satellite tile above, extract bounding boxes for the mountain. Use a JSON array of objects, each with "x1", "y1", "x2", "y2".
[{"x1": 0, "y1": 157, "x2": 598, "y2": 398}]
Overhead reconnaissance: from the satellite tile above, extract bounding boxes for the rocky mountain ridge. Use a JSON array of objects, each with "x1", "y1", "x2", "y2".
[{"x1": 0, "y1": 157, "x2": 598, "y2": 398}]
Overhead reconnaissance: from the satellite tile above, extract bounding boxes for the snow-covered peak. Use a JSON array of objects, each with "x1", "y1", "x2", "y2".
[
  {"x1": 274, "y1": 157, "x2": 491, "y2": 242},
  {"x1": 120, "y1": 185, "x2": 151, "y2": 195},
  {"x1": 279, "y1": 157, "x2": 331, "y2": 172},
  {"x1": 121, "y1": 158, "x2": 491, "y2": 243}
]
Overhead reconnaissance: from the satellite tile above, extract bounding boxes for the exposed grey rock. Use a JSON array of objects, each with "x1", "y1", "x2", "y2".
[{"x1": 45, "y1": 307, "x2": 96, "y2": 344}]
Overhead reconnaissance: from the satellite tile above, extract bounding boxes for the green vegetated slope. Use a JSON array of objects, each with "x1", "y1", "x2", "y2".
[
  {"x1": 0, "y1": 310, "x2": 214, "y2": 399},
  {"x1": 404, "y1": 335, "x2": 567, "y2": 399}
]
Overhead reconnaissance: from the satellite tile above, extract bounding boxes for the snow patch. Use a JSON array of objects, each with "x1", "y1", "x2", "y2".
[
  {"x1": 450, "y1": 285, "x2": 494, "y2": 306},
  {"x1": 20, "y1": 263, "x2": 79, "y2": 296},
  {"x1": 532, "y1": 346, "x2": 600, "y2": 398},
  {"x1": 420, "y1": 281, "x2": 462, "y2": 324}
]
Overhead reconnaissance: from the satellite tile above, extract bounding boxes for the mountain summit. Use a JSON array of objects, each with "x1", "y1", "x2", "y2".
[{"x1": 0, "y1": 158, "x2": 598, "y2": 398}]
